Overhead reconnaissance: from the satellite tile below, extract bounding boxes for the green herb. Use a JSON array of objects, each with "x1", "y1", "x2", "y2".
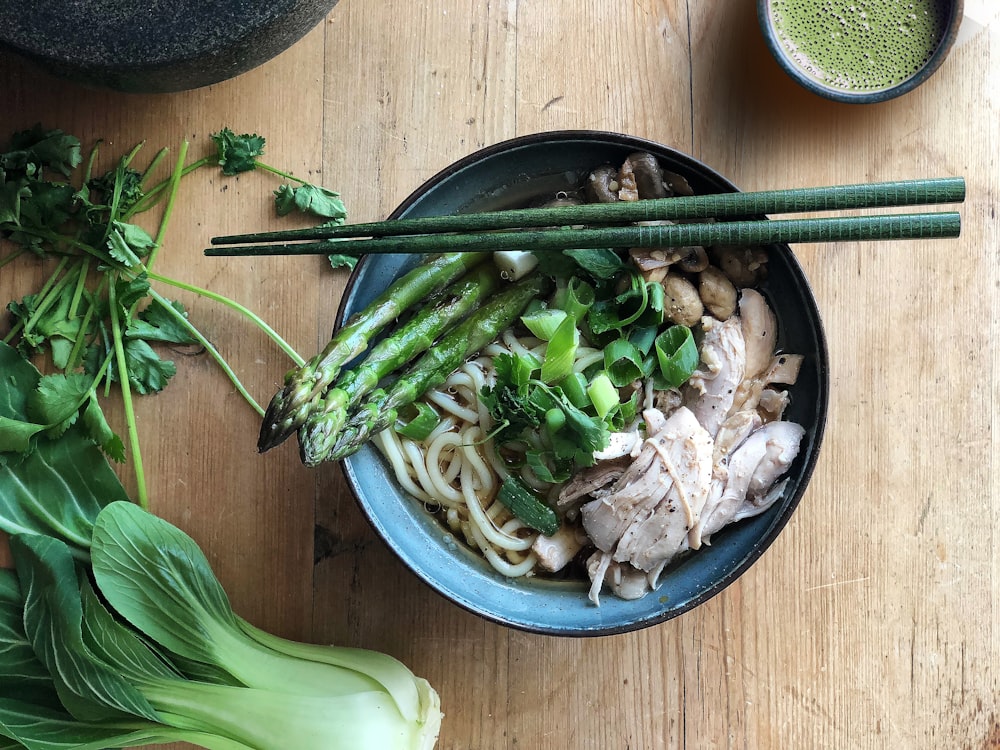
[
  {"x1": 539, "y1": 313, "x2": 579, "y2": 384},
  {"x1": 394, "y1": 402, "x2": 441, "y2": 441},
  {"x1": 654, "y1": 325, "x2": 699, "y2": 388},
  {"x1": 1, "y1": 125, "x2": 348, "y2": 506},
  {"x1": 211, "y1": 128, "x2": 266, "y2": 175},
  {"x1": 603, "y1": 338, "x2": 645, "y2": 387},
  {"x1": 480, "y1": 352, "x2": 609, "y2": 482}
]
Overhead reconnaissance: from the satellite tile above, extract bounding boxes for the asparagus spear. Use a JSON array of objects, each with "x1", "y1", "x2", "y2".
[
  {"x1": 325, "y1": 273, "x2": 552, "y2": 462},
  {"x1": 257, "y1": 251, "x2": 489, "y2": 452},
  {"x1": 297, "y1": 263, "x2": 502, "y2": 466}
]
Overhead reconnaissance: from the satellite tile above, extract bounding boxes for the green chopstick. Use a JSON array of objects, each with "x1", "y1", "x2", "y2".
[
  {"x1": 205, "y1": 211, "x2": 961, "y2": 257},
  {"x1": 209, "y1": 176, "x2": 965, "y2": 246}
]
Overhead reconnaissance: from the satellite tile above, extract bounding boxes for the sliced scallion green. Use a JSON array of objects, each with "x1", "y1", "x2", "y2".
[
  {"x1": 540, "y1": 314, "x2": 579, "y2": 384},
  {"x1": 394, "y1": 402, "x2": 441, "y2": 440},
  {"x1": 521, "y1": 308, "x2": 568, "y2": 341},
  {"x1": 558, "y1": 372, "x2": 590, "y2": 409},
  {"x1": 654, "y1": 325, "x2": 699, "y2": 388},
  {"x1": 587, "y1": 372, "x2": 619, "y2": 419},
  {"x1": 603, "y1": 338, "x2": 645, "y2": 387}
]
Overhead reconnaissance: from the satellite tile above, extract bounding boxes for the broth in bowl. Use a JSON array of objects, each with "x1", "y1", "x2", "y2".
[{"x1": 333, "y1": 132, "x2": 828, "y2": 635}]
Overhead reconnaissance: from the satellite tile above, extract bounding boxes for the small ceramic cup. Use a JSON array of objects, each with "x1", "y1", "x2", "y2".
[{"x1": 757, "y1": 0, "x2": 964, "y2": 104}]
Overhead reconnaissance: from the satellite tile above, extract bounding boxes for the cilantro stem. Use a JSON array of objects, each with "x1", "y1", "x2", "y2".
[
  {"x1": 81, "y1": 140, "x2": 101, "y2": 184},
  {"x1": 146, "y1": 270, "x2": 304, "y2": 367},
  {"x1": 148, "y1": 140, "x2": 189, "y2": 270},
  {"x1": 108, "y1": 275, "x2": 149, "y2": 510},
  {"x1": 254, "y1": 161, "x2": 309, "y2": 185},
  {"x1": 10, "y1": 256, "x2": 73, "y2": 342},
  {"x1": 128, "y1": 156, "x2": 214, "y2": 218},
  {"x1": 66, "y1": 274, "x2": 107, "y2": 373},
  {"x1": 140, "y1": 147, "x2": 170, "y2": 187},
  {"x1": 68, "y1": 258, "x2": 90, "y2": 319},
  {"x1": 146, "y1": 287, "x2": 266, "y2": 417},
  {"x1": 0, "y1": 246, "x2": 27, "y2": 270},
  {"x1": 8, "y1": 225, "x2": 114, "y2": 266}
]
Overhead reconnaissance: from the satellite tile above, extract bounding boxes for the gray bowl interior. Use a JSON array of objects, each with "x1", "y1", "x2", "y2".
[{"x1": 338, "y1": 131, "x2": 828, "y2": 636}]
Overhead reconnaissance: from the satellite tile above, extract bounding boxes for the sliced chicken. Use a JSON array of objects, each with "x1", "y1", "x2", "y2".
[
  {"x1": 697, "y1": 420, "x2": 805, "y2": 543},
  {"x1": 616, "y1": 409, "x2": 714, "y2": 571},
  {"x1": 532, "y1": 524, "x2": 588, "y2": 573},
  {"x1": 580, "y1": 407, "x2": 712, "y2": 591},
  {"x1": 739, "y1": 288, "x2": 777, "y2": 380},
  {"x1": 586, "y1": 551, "x2": 653, "y2": 605},
  {"x1": 683, "y1": 314, "x2": 746, "y2": 437},
  {"x1": 689, "y1": 409, "x2": 762, "y2": 550},
  {"x1": 556, "y1": 456, "x2": 630, "y2": 508}
]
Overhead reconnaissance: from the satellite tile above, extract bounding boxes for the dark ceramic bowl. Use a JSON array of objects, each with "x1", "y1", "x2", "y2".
[
  {"x1": 0, "y1": 0, "x2": 338, "y2": 93},
  {"x1": 338, "y1": 131, "x2": 829, "y2": 636},
  {"x1": 757, "y1": 0, "x2": 964, "y2": 104}
]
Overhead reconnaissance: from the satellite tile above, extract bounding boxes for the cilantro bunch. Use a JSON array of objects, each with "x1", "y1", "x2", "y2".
[{"x1": 0, "y1": 125, "x2": 348, "y2": 507}]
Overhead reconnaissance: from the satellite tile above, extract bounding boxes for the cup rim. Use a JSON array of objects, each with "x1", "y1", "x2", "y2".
[{"x1": 757, "y1": 0, "x2": 965, "y2": 104}]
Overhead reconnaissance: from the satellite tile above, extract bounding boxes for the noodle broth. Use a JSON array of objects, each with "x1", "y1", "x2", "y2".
[{"x1": 338, "y1": 131, "x2": 828, "y2": 635}]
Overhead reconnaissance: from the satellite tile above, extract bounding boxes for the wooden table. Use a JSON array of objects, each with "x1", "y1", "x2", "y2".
[{"x1": 1, "y1": 1, "x2": 997, "y2": 747}]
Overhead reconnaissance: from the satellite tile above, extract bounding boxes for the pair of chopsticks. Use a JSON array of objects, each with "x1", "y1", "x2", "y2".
[{"x1": 205, "y1": 177, "x2": 965, "y2": 257}]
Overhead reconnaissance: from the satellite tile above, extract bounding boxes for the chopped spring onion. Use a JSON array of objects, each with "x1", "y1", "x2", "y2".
[
  {"x1": 521, "y1": 308, "x2": 568, "y2": 341},
  {"x1": 394, "y1": 402, "x2": 441, "y2": 440},
  {"x1": 556, "y1": 277, "x2": 595, "y2": 320},
  {"x1": 539, "y1": 314, "x2": 579, "y2": 384},
  {"x1": 655, "y1": 325, "x2": 699, "y2": 388},
  {"x1": 558, "y1": 372, "x2": 590, "y2": 409},
  {"x1": 603, "y1": 338, "x2": 645, "y2": 387},
  {"x1": 544, "y1": 407, "x2": 566, "y2": 434},
  {"x1": 586, "y1": 372, "x2": 619, "y2": 419}
]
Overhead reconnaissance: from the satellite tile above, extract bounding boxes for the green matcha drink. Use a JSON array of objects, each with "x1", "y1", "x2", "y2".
[{"x1": 768, "y1": 0, "x2": 953, "y2": 92}]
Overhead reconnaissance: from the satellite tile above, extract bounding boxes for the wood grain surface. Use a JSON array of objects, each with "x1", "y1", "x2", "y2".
[{"x1": 0, "y1": 1, "x2": 997, "y2": 748}]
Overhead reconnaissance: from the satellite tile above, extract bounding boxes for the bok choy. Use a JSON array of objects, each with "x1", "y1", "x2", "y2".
[{"x1": 0, "y1": 344, "x2": 442, "y2": 750}]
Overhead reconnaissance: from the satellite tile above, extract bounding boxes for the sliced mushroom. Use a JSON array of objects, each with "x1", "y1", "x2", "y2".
[
  {"x1": 584, "y1": 165, "x2": 620, "y2": 203},
  {"x1": 710, "y1": 245, "x2": 769, "y2": 287},
  {"x1": 662, "y1": 169, "x2": 695, "y2": 196},
  {"x1": 674, "y1": 246, "x2": 709, "y2": 273},
  {"x1": 661, "y1": 273, "x2": 703, "y2": 327},
  {"x1": 629, "y1": 247, "x2": 674, "y2": 273},
  {"x1": 627, "y1": 151, "x2": 669, "y2": 199},
  {"x1": 698, "y1": 264, "x2": 738, "y2": 319},
  {"x1": 617, "y1": 157, "x2": 639, "y2": 201}
]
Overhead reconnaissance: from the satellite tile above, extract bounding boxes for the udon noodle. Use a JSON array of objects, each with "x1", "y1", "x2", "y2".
[{"x1": 374, "y1": 330, "x2": 584, "y2": 579}]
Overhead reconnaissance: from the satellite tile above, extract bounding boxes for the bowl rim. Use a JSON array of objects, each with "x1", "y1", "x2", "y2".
[{"x1": 337, "y1": 129, "x2": 830, "y2": 636}]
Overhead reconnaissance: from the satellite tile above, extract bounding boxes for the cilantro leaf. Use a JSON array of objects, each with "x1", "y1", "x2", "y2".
[
  {"x1": 126, "y1": 298, "x2": 197, "y2": 345},
  {"x1": 328, "y1": 254, "x2": 359, "y2": 271},
  {"x1": 211, "y1": 128, "x2": 265, "y2": 175},
  {"x1": 563, "y1": 248, "x2": 625, "y2": 279},
  {"x1": 274, "y1": 184, "x2": 348, "y2": 221},
  {"x1": 0, "y1": 179, "x2": 31, "y2": 225},
  {"x1": 105, "y1": 221, "x2": 157, "y2": 266},
  {"x1": 81, "y1": 397, "x2": 126, "y2": 462},
  {"x1": 28, "y1": 373, "x2": 92, "y2": 437},
  {"x1": 17, "y1": 181, "x2": 76, "y2": 233},
  {"x1": 122, "y1": 339, "x2": 177, "y2": 394},
  {"x1": 113, "y1": 275, "x2": 152, "y2": 311},
  {"x1": 88, "y1": 167, "x2": 144, "y2": 214},
  {"x1": 4, "y1": 125, "x2": 82, "y2": 177}
]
